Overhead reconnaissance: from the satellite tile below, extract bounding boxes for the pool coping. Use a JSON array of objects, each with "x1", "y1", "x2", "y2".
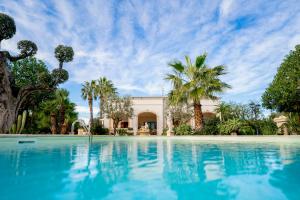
[{"x1": 1, "y1": 134, "x2": 300, "y2": 142}]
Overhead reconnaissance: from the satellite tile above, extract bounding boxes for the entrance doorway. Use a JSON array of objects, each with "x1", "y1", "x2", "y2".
[{"x1": 138, "y1": 112, "x2": 157, "y2": 135}]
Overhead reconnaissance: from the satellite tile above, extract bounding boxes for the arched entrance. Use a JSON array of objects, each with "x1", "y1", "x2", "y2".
[{"x1": 138, "y1": 112, "x2": 157, "y2": 135}]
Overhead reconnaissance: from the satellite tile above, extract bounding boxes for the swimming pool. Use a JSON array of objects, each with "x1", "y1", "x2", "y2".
[{"x1": 0, "y1": 136, "x2": 300, "y2": 200}]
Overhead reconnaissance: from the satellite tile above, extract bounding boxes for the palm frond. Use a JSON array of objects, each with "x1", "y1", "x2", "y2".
[
  {"x1": 168, "y1": 61, "x2": 185, "y2": 72},
  {"x1": 185, "y1": 56, "x2": 192, "y2": 68},
  {"x1": 195, "y1": 54, "x2": 207, "y2": 68},
  {"x1": 165, "y1": 54, "x2": 231, "y2": 105}
]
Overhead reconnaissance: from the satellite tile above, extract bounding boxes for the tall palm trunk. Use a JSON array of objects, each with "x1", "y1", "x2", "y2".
[
  {"x1": 88, "y1": 96, "x2": 93, "y2": 129},
  {"x1": 61, "y1": 120, "x2": 68, "y2": 135},
  {"x1": 194, "y1": 102, "x2": 203, "y2": 130},
  {"x1": 99, "y1": 96, "x2": 104, "y2": 119},
  {"x1": 50, "y1": 112, "x2": 57, "y2": 134},
  {"x1": 59, "y1": 105, "x2": 65, "y2": 134}
]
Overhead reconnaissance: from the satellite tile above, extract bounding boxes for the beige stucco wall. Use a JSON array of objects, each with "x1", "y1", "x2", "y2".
[
  {"x1": 131, "y1": 97, "x2": 166, "y2": 135},
  {"x1": 103, "y1": 96, "x2": 219, "y2": 135}
]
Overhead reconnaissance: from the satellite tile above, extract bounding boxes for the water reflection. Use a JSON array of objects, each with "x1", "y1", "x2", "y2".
[{"x1": 0, "y1": 139, "x2": 300, "y2": 200}]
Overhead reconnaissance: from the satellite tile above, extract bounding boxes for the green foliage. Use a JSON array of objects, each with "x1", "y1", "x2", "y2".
[
  {"x1": 52, "y1": 68, "x2": 69, "y2": 84},
  {"x1": 104, "y1": 96, "x2": 134, "y2": 134},
  {"x1": 12, "y1": 57, "x2": 52, "y2": 88},
  {"x1": 51, "y1": 45, "x2": 74, "y2": 84},
  {"x1": 219, "y1": 119, "x2": 257, "y2": 135},
  {"x1": 55, "y1": 45, "x2": 74, "y2": 64},
  {"x1": 195, "y1": 117, "x2": 220, "y2": 135},
  {"x1": 219, "y1": 118, "x2": 244, "y2": 135},
  {"x1": 81, "y1": 80, "x2": 97, "y2": 100},
  {"x1": 168, "y1": 102, "x2": 193, "y2": 127},
  {"x1": 10, "y1": 111, "x2": 27, "y2": 134},
  {"x1": 95, "y1": 77, "x2": 117, "y2": 118},
  {"x1": 256, "y1": 119, "x2": 278, "y2": 135},
  {"x1": 91, "y1": 118, "x2": 109, "y2": 135},
  {"x1": 116, "y1": 128, "x2": 128, "y2": 136},
  {"x1": 174, "y1": 124, "x2": 193, "y2": 135},
  {"x1": 217, "y1": 101, "x2": 263, "y2": 121},
  {"x1": 166, "y1": 54, "x2": 231, "y2": 101},
  {"x1": 165, "y1": 54, "x2": 230, "y2": 129},
  {"x1": 17, "y1": 114, "x2": 22, "y2": 133},
  {"x1": 32, "y1": 89, "x2": 78, "y2": 133},
  {"x1": 248, "y1": 101, "x2": 261, "y2": 120},
  {"x1": 11, "y1": 124, "x2": 16, "y2": 134},
  {"x1": 81, "y1": 80, "x2": 97, "y2": 127},
  {"x1": 17, "y1": 40, "x2": 37, "y2": 57},
  {"x1": 287, "y1": 114, "x2": 300, "y2": 134},
  {"x1": 239, "y1": 124, "x2": 256, "y2": 135},
  {"x1": 262, "y1": 45, "x2": 300, "y2": 113},
  {"x1": 0, "y1": 13, "x2": 16, "y2": 42}
]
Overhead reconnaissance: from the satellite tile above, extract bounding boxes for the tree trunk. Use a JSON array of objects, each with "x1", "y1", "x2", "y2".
[
  {"x1": 50, "y1": 112, "x2": 57, "y2": 134},
  {"x1": 88, "y1": 96, "x2": 93, "y2": 130},
  {"x1": 59, "y1": 105, "x2": 65, "y2": 134},
  {"x1": 0, "y1": 52, "x2": 54, "y2": 134},
  {"x1": 99, "y1": 96, "x2": 104, "y2": 119},
  {"x1": 61, "y1": 120, "x2": 68, "y2": 135},
  {"x1": 0, "y1": 53, "x2": 17, "y2": 133},
  {"x1": 194, "y1": 102, "x2": 203, "y2": 130},
  {"x1": 113, "y1": 120, "x2": 119, "y2": 135}
]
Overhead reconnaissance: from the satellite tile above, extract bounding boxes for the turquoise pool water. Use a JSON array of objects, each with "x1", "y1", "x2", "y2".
[{"x1": 0, "y1": 137, "x2": 300, "y2": 200}]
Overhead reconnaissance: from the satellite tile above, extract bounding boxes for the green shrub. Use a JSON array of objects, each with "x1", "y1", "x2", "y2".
[
  {"x1": 194, "y1": 117, "x2": 220, "y2": 135},
  {"x1": 218, "y1": 118, "x2": 278, "y2": 135},
  {"x1": 257, "y1": 119, "x2": 278, "y2": 135},
  {"x1": 239, "y1": 124, "x2": 256, "y2": 135},
  {"x1": 219, "y1": 119, "x2": 244, "y2": 135},
  {"x1": 116, "y1": 128, "x2": 128, "y2": 136},
  {"x1": 204, "y1": 117, "x2": 220, "y2": 135},
  {"x1": 174, "y1": 124, "x2": 193, "y2": 135},
  {"x1": 287, "y1": 114, "x2": 300, "y2": 134},
  {"x1": 91, "y1": 120, "x2": 109, "y2": 135}
]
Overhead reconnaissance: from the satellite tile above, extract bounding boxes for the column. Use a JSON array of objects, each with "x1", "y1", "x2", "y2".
[{"x1": 133, "y1": 116, "x2": 138, "y2": 135}]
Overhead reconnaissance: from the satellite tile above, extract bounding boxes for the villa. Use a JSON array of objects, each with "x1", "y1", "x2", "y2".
[{"x1": 103, "y1": 96, "x2": 219, "y2": 135}]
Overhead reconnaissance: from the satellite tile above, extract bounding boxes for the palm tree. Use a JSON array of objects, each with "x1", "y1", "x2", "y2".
[
  {"x1": 40, "y1": 89, "x2": 76, "y2": 134},
  {"x1": 216, "y1": 102, "x2": 232, "y2": 122},
  {"x1": 166, "y1": 54, "x2": 230, "y2": 130},
  {"x1": 55, "y1": 89, "x2": 69, "y2": 133},
  {"x1": 81, "y1": 80, "x2": 97, "y2": 128},
  {"x1": 95, "y1": 77, "x2": 116, "y2": 119},
  {"x1": 54, "y1": 89, "x2": 76, "y2": 134}
]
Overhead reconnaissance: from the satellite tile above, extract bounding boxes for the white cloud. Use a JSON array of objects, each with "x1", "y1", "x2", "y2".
[
  {"x1": 76, "y1": 105, "x2": 99, "y2": 114},
  {"x1": 219, "y1": 0, "x2": 235, "y2": 18}
]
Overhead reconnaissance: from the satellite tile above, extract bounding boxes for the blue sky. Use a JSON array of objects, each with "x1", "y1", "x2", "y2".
[{"x1": 1, "y1": 0, "x2": 300, "y2": 121}]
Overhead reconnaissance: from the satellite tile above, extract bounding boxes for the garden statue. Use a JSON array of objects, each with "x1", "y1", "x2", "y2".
[{"x1": 145, "y1": 122, "x2": 149, "y2": 130}]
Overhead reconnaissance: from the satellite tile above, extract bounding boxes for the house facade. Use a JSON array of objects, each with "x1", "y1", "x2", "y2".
[{"x1": 103, "y1": 96, "x2": 219, "y2": 135}]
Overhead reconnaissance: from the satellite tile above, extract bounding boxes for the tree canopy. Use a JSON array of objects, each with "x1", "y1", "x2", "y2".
[
  {"x1": 12, "y1": 57, "x2": 52, "y2": 88},
  {"x1": 0, "y1": 13, "x2": 16, "y2": 43},
  {"x1": 165, "y1": 54, "x2": 230, "y2": 130},
  {"x1": 37, "y1": 89, "x2": 77, "y2": 134},
  {"x1": 104, "y1": 96, "x2": 133, "y2": 134},
  {"x1": 55, "y1": 45, "x2": 74, "y2": 68},
  {"x1": 0, "y1": 12, "x2": 74, "y2": 133},
  {"x1": 95, "y1": 77, "x2": 117, "y2": 119},
  {"x1": 262, "y1": 45, "x2": 300, "y2": 113}
]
